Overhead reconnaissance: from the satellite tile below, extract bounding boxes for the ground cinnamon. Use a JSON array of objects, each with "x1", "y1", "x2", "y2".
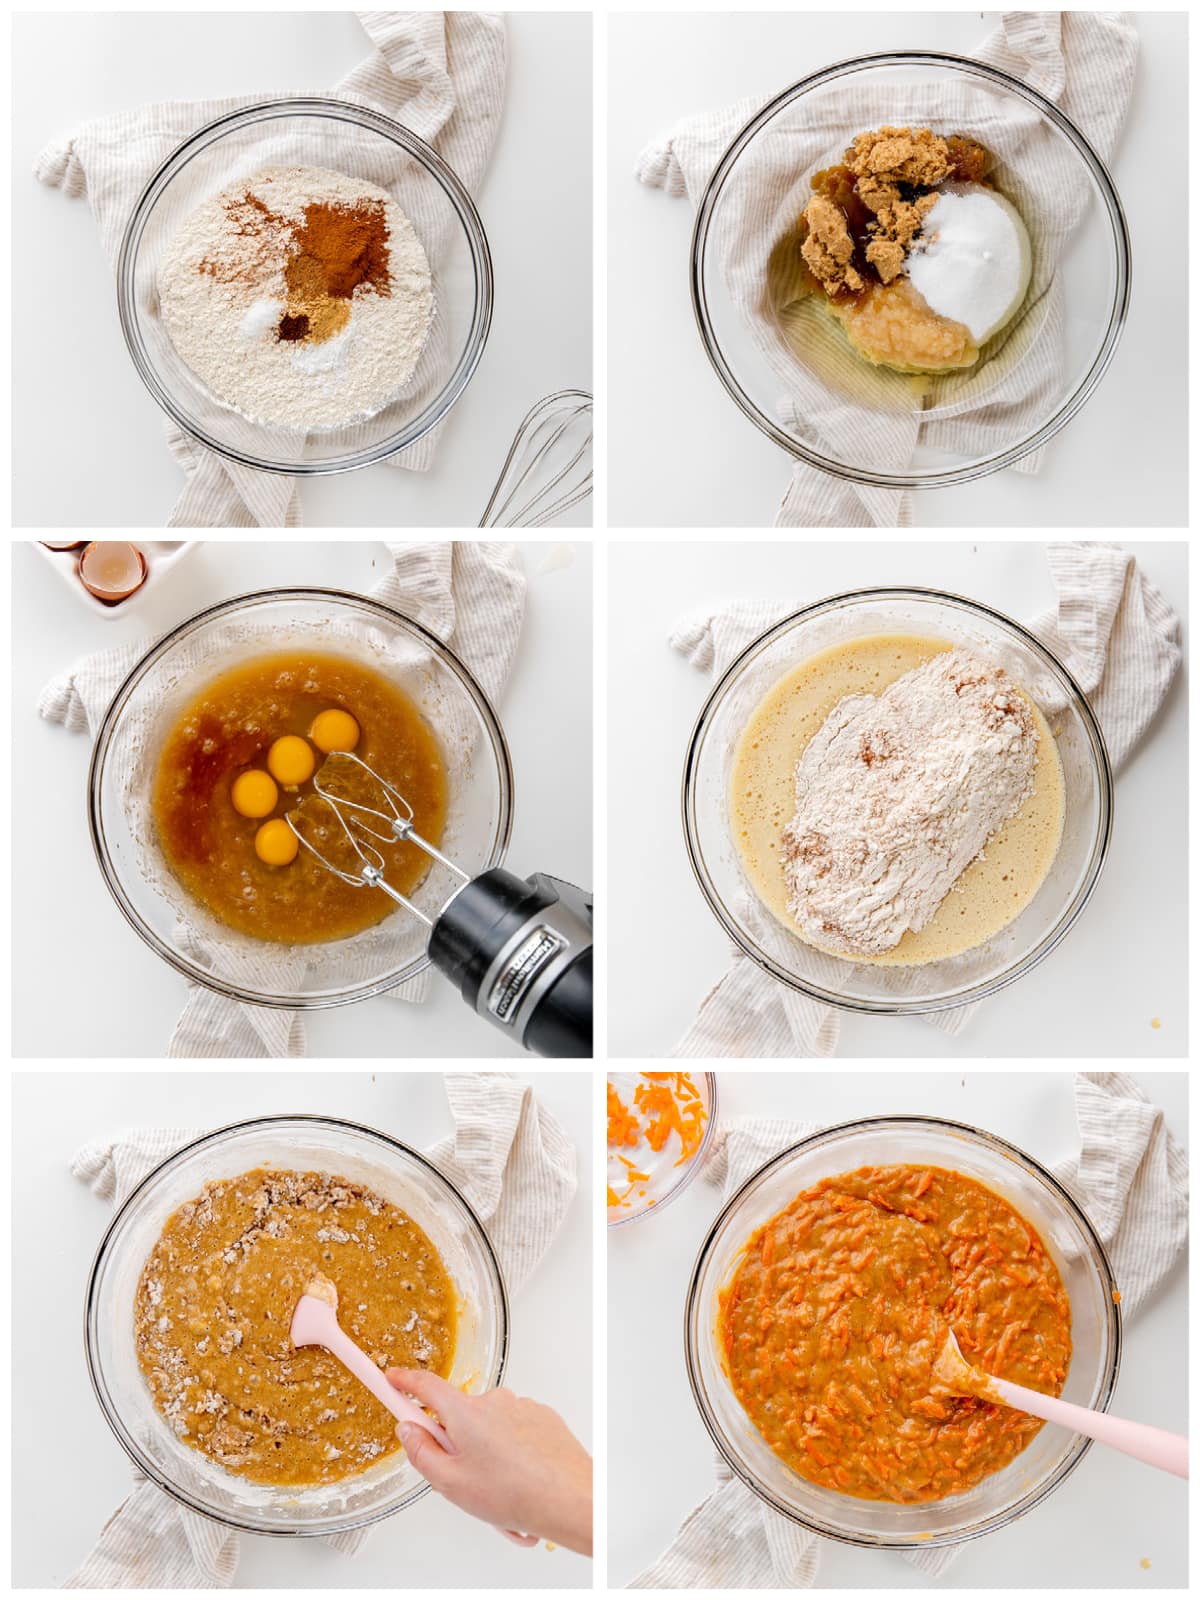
[
  {"x1": 292, "y1": 200, "x2": 390, "y2": 299},
  {"x1": 199, "y1": 192, "x2": 391, "y2": 346}
]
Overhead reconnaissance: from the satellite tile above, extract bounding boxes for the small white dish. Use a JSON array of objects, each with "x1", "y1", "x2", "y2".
[{"x1": 35, "y1": 541, "x2": 197, "y2": 619}]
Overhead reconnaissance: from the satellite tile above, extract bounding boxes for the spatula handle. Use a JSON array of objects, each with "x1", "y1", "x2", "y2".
[
  {"x1": 992, "y1": 1376, "x2": 1188, "y2": 1478},
  {"x1": 322, "y1": 1324, "x2": 454, "y2": 1453}
]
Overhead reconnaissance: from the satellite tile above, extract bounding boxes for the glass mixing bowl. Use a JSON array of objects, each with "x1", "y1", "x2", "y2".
[
  {"x1": 88, "y1": 587, "x2": 513, "y2": 1008},
  {"x1": 683, "y1": 588, "x2": 1111, "y2": 1014},
  {"x1": 691, "y1": 52, "x2": 1130, "y2": 489},
  {"x1": 117, "y1": 98, "x2": 492, "y2": 474},
  {"x1": 685, "y1": 1115, "x2": 1121, "y2": 1549},
  {"x1": 84, "y1": 1115, "x2": 509, "y2": 1536},
  {"x1": 606, "y1": 1072, "x2": 719, "y2": 1230}
]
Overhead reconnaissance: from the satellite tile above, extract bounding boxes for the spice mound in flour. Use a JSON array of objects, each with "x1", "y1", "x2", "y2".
[
  {"x1": 134, "y1": 1167, "x2": 456, "y2": 1487},
  {"x1": 157, "y1": 165, "x2": 433, "y2": 430},
  {"x1": 781, "y1": 650, "x2": 1038, "y2": 957}
]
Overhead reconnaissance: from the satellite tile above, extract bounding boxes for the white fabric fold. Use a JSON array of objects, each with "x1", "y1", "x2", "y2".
[
  {"x1": 631, "y1": 1072, "x2": 1187, "y2": 1588},
  {"x1": 40, "y1": 541, "x2": 525, "y2": 1057},
  {"x1": 638, "y1": 12, "x2": 1137, "y2": 527},
  {"x1": 36, "y1": 11, "x2": 507, "y2": 527},
  {"x1": 66, "y1": 1073, "x2": 576, "y2": 1588},
  {"x1": 671, "y1": 543, "x2": 1181, "y2": 1058}
]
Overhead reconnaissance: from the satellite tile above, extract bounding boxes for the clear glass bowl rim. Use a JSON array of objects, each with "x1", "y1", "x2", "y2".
[
  {"x1": 689, "y1": 50, "x2": 1132, "y2": 489},
  {"x1": 607, "y1": 1072, "x2": 720, "y2": 1230},
  {"x1": 86, "y1": 585, "x2": 515, "y2": 1010},
  {"x1": 683, "y1": 1112, "x2": 1123, "y2": 1549},
  {"x1": 83, "y1": 1113, "x2": 512, "y2": 1537},
  {"x1": 680, "y1": 584, "x2": 1114, "y2": 1014},
  {"x1": 116, "y1": 96, "x2": 494, "y2": 476}
]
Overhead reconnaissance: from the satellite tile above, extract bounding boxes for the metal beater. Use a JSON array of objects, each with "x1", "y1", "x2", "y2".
[{"x1": 288, "y1": 753, "x2": 593, "y2": 1058}]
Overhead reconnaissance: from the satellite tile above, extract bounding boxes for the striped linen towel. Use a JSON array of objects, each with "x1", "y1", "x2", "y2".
[
  {"x1": 637, "y1": 12, "x2": 1137, "y2": 527},
  {"x1": 35, "y1": 11, "x2": 506, "y2": 528},
  {"x1": 630, "y1": 1071, "x2": 1188, "y2": 1587},
  {"x1": 670, "y1": 543, "x2": 1181, "y2": 1058},
  {"x1": 39, "y1": 540, "x2": 525, "y2": 1057},
  {"x1": 66, "y1": 1073, "x2": 577, "y2": 1588}
]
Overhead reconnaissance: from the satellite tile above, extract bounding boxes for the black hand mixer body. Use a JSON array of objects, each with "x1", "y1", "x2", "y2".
[{"x1": 288, "y1": 753, "x2": 593, "y2": 1058}]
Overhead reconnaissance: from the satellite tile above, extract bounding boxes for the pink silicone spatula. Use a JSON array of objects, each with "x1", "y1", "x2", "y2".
[
  {"x1": 290, "y1": 1276, "x2": 536, "y2": 1546},
  {"x1": 290, "y1": 1275, "x2": 455, "y2": 1450},
  {"x1": 936, "y1": 1331, "x2": 1188, "y2": 1479}
]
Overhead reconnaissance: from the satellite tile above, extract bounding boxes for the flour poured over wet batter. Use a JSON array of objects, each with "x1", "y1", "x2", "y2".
[
  {"x1": 135, "y1": 1169, "x2": 456, "y2": 1487},
  {"x1": 730, "y1": 635, "x2": 1065, "y2": 965}
]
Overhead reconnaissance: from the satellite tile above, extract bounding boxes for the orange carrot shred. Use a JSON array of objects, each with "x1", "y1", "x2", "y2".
[{"x1": 604, "y1": 1072, "x2": 709, "y2": 1206}]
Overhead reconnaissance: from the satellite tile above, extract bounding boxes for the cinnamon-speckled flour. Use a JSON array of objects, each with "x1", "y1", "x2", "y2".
[
  {"x1": 731, "y1": 636, "x2": 1065, "y2": 965},
  {"x1": 158, "y1": 165, "x2": 433, "y2": 430},
  {"x1": 781, "y1": 649, "x2": 1037, "y2": 956}
]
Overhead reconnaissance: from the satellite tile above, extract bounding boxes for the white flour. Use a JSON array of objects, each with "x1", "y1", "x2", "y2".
[
  {"x1": 158, "y1": 165, "x2": 433, "y2": 431},
  {"x1": 782, "y1": 650, "x2": 1037, "y2": 956}
]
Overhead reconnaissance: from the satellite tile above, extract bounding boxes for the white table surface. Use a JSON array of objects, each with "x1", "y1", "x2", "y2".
[
  {"x1": 608, "y1": 1070, "x2": 1188, "y2": 1588},
  {"x1": 607, "y1": 539, "x2": 1188, "y2": 1058},
  {"x1": 606, "y1": 11, "x2": 1187, "y2": 528},
  {"x1": 11, "y1": 11, "x2": 592, "y2": 528},
  {"x1": 10, "y1": 539, "x2": 592, "y2": 1059},
  {"x1": 11, "y1": 1069, "x2": 593, "y2": 1589}
]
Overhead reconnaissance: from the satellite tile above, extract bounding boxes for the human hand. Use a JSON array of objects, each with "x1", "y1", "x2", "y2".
[{"x1": 386, "y1": 1368, "x2": 593, "y2": 1556}]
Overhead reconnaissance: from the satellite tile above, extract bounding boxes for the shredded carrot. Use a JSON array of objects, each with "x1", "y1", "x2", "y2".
[
  {"x1": 605, "y1": 1072, "x2": 709, "y2": 1210},
  {"x1": 617, "y1": 1154, "x2": 650, "y2": 1181},
  {"x1": 607, "y1": 1082, "x2": 640, "y2": 1149}
]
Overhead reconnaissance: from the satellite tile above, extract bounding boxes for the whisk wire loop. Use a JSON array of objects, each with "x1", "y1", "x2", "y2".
[{"x1": 480, "y1": 389, "x2": 593, "y2": 528}]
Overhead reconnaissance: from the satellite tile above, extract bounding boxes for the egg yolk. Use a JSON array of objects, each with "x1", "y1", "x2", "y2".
[
  {"x1": 311, "y1": 708, "x2": 361, "y2": 754},
  {"x1": 267, "y1": 735, "x2": 316, "y2": 787},
  {"x1": 255, "y1": 818, "x2": 299, "y2": 867},
  {"x1": 230, "y1": 769, "x2": 279, "y2": 819}
]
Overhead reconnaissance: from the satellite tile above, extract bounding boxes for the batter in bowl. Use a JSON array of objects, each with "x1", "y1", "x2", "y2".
[
  {"x1": 153, "y1": 650, "x2": 448, "y2": 945},
  {"x1": 719, "y1": 1163, "x2": 1072, "y2": 1503},
  {"x1": 134, "y1": 1168, "x2": 456, "y2": 1487},
  {"x1": 730, "y1": 635, "x2": 1064, "y2": 964}
]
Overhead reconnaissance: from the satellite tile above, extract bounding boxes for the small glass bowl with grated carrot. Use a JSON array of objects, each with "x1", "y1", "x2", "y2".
[{"x1": 607, "y1": 1072, "x2": 718, "y2": 1227}]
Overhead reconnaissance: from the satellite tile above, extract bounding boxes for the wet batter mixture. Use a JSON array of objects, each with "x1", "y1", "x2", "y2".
[
  {"x1": 719, "y1": 1163, "x2": 1072, "y2": 1503},
  {"x1": 134, "y1": 1168, "x2": 456, "y2": 1487},
  {"x1": 730, "y1": 635, "x2": 1064, "y2": 964},
  {"x1": 153, "y1": 651, "x2": 448, "y2": 945}
]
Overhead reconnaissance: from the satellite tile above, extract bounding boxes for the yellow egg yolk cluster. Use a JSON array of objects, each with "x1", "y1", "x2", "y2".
[{"x1": 227, "y1": 712, "x2": 360, "y2": 867}]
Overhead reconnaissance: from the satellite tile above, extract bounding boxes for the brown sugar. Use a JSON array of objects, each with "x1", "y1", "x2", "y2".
[
  {"x1": 797, "y1": 127, "x2": 991, "y2": 296},
  {"x1": 845, "y1": 128, "x2": 948, "y2": 286},
  {"x1": 845, "y1": 126, "x2": 951, "y2": 188},
  {"x1": 799, "y1": 193, "x2": 866, "y2": 295}
]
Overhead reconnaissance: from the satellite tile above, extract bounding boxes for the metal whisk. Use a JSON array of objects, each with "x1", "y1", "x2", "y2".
[
  {"x1": 286, "y1": 752, "x2": 593, "y2": 1057},
  {"x1": 479, "y1": 389, "x2": 592, "y2": 528}
]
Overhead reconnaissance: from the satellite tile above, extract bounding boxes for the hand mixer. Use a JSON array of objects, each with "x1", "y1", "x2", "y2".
[{"x1": 288, "y1": 754, "x2": 592, "y2": 1058}]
